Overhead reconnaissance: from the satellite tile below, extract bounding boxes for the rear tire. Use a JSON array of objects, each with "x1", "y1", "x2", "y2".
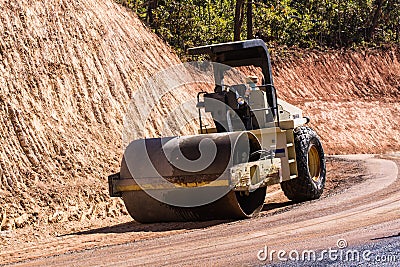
[{"x1": 280, "y1": 126, "x2": 326, "y2": 202}]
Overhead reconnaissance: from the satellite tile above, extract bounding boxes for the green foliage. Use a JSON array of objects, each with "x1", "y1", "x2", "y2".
[
  {"x1": 120, "y1": 0, "x2": 400, "y2": 55},
  {"x1": 254, "y1": 0, "x2": 399, "y2": 48}
]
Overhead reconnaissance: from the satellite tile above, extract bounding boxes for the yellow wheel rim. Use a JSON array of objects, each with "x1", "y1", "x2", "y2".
[{"x1": 308, "y1": 145, "x2": 321, "y2": 182}]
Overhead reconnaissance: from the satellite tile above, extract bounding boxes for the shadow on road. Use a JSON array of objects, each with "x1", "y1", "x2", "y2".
[
  {"x1": 262, "y1": 201, "x2": 294, "y2": 212},
  {"x1": 371, "y1": 232, "x2": 400, "y2": 241},
  {"x1": 65, "y1": 201, "x2": 295, "y2": 237},
  {"x1": 63, "y1": 219, "x2": 229, "y2": 236}
]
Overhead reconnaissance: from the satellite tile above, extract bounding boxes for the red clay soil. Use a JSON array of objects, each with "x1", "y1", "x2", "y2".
[
  {"x1": 0, "y1": 0, "x2": 399, "y2": 244},
  {"x1": 272, "y1": 48, "x2": 400, "y2": 154},
  {"x1": 0, "y1": 0, "x2": 181, "y2": 232}
]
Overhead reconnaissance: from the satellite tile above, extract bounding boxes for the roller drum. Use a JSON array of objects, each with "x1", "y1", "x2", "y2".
[{"x1": 119, "y1": 131, "x2": 266, "y2": 222}]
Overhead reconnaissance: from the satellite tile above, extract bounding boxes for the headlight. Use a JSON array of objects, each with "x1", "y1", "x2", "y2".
[{"x1": 237, "y1": 97, "x2": 245, "y2": 105}]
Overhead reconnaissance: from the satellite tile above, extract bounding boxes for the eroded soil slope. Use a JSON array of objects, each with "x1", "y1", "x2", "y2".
[
  {"x1": 0, "y1": 0, "x2": 184, "y2": 231},
  {"x1": 273, "y1": 48, "x2": 400, "y2": 154}
]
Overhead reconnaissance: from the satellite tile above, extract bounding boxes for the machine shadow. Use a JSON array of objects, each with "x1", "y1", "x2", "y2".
[
  {"x1": 65, "y1": 220, "x2": 229, "y2": 236},
  {"x1": 261, "y1": 201, "x2": 294, "y2": 211},
  {"x1": 65, "y1": 202, "x2": 294, "y2": 237}
]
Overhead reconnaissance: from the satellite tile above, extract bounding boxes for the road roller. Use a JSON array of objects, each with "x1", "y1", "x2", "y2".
[{"x1": 108, "y1": 39, "x2": 326, "y2": 223}]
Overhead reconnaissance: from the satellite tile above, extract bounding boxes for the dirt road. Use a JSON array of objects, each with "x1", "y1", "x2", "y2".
[{"x1": 4, "y1": 154, "x2": 400, "y2": 266}]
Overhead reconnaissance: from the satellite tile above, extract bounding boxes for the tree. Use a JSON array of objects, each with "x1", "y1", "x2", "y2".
[
  {"x1": 123, "y1": 0, "x2": 400, "y2": 54},
  {"x1": 367, "y1": 0, "x2": 386, "y2": 41},
  {"x1": 146, "y1": 0, "x2": 158, "y2": 28},
  {"x1": 246, "y1": 1, "x2": 253, "y2": 39},
  {"x1": 234, "y1": 0, "x2": 245, "y2": 41}
]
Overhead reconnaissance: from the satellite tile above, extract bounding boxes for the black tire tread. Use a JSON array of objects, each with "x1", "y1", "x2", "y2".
[{"x1": 280, "y1": 126, "x2": 326, "y2": 202}]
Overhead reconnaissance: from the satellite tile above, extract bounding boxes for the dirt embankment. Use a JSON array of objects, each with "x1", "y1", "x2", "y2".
[
  {"x1": 0, "y1": 0, "x2": 399, "y2": 234},
  {"x1": 272, "y1": 48, "x2": 400, "y2": 154},
  {"x1": 0, "y1": 0, "x2": 181, "y2": 231}
]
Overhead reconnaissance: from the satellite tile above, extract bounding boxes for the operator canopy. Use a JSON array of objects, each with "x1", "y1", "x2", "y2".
[{"x1": 188, "y1": 39, "x2": 277, "y2": 115}]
